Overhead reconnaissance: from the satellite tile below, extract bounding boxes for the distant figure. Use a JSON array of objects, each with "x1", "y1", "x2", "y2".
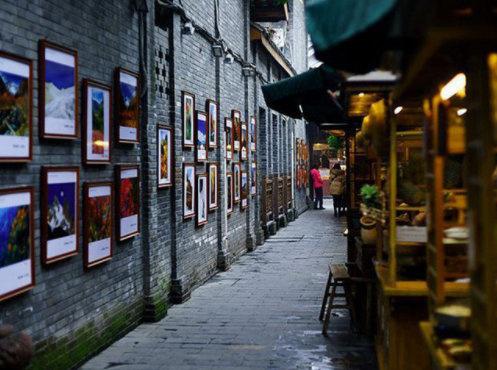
[
  {"x1": 0, "y1": 325, "x2": 33, "y2": 370},
  {"x1": 310, "y1": 163, "x2": 324, "y2": 210},
  {"x1": 329, "y1": 163, "x2": 346, "y2": 217}
]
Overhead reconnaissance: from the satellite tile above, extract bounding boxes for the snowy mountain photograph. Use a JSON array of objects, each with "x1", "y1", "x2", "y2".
[
  {"x1": 44, "y1": 59, "x2": 75, "y2": 129},
  {"x1": 47, "y1": 182, "x2": 75, "y2": 241}
]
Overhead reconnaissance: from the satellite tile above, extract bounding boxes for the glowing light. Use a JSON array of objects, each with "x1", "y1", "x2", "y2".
[
  {"x1": 394, "y1": 106, "x2": 403, "y2": 115},
  {"x1": 358, "y1": 93, "x2": 365, "y2": 97},
  {"x1": 457, "y1": 108, "x2": 467, "y2": 116},
  {"x1": 441, "y1": 73, "x2": 466, "y2": 101}
]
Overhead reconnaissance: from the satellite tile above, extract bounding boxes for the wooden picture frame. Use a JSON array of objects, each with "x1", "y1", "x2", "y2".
[
  {"x1": 183, "y1": 163, "x2": 196, "y2": 219},
  {"x1": 241, "y1": 121, "x2": 247, "y2": 161},
  {"x1": 250, "y1": 116, "x2": 256, "y2": 152},
  {"x1": 158, "y1": 124, "x2": 173, "y2": 188},
  {"x1": 225, "y1": 117, "x2": 233, "y2": 161},
  {"x1": 83, "y1": 181, "x2": 113, "y2": 268},
  {"x1": 240, "y1": 171, "x2": 248, "y2": 210},
  {"x1": 82, "y1": 79, "x2": 111, "y2": 165},
  {"x1": 41, "y1": 166, "x2": 79, "y2": 265},
  {"x1": 232, "y1": 110, "x2": 241, "y2": 152},
  {"x1": 208, "y1": 163, "x2": 218, "y2": 211},
  {"x1": 38, "y1": 40, "x2": 78, "y2": 140},
  {"x1": 114, "y1": 67, "x2": 139, "y2": 144},
  {"x1": 206, "y1": 99, "x2": 218, "y2": 149},
  {"x1": 0, "y1": 51, "x2": 32, "y2": 162},
  {"x1": 182, "y1": 91, "x2": 195, "y2": 148},
  {"x1": 251, "y1": 162, "x2": 256, "y2": 196},
  {"x1": 233, "y1": 162, "x2": 241, "y2": 203},
  {"x1": 115, "y1": 164, "x2": 140, "y2": 241},
  {"x1": 226, "y1": 172, "x2": 233, "y2": 215},
  {"x1": 196, "y1": 174, "x2": 208, "y2": 226},
  {"x1": 0, "y1": 186, "x2": 35, "y2": 302},
  {"x1": 195, "y1": 110, "x2": 208, "y2": 162}
]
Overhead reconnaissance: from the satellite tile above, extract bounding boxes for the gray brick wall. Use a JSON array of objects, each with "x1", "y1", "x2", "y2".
[{"x1": 0, "y1": 0, "x2": 309, "y2": 368}]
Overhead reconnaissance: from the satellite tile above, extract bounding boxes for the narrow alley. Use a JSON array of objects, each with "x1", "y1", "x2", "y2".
[{"x1": 81, "y1": 200, "x2": 376, "y2": 370}]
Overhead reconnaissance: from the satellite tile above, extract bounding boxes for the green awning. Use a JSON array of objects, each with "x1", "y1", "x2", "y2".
[
  {"x1": 261, "y1": 65, "x2": 344, "y2": 123},
  {"x1": 306, "y1": 0, "x2": 398, "y2": 73}
]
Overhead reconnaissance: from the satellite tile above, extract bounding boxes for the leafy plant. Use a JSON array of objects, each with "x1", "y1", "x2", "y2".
[
  {"x1": 360, "y1": 184, "x2": 381, "y2": 209},
  {"x1": 327, "y1": 135, "x2": 344, "y2": 152}
]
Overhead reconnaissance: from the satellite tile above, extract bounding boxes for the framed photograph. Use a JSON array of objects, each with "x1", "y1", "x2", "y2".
[
  {"x1": 183, "y1": 163, "x2": 195, "y2": 219},
  {"x1": 0, "y1": 51, "x2": 32, "y2": 162},
  {"x1": 158, "y1": 125, "x2": 173, "y2": 188},
  {"x1": 232, "y1": 110, "x2": 241, "y2": 151},
  {"x1": 0, "y1": 187, "x2": 35, "y2": 302},
  {"x1": 296, "y1": 165, "x2": 301, "y2": 189},
  {"x1": 251, "y1": 162, "x2": 256, "y2": 196},
  {"x1": 240, "y1": 171, "x2": 248, "y2": 210},
  {"x1": 116, "y1": 164, "x2": 140, "y2": 241},
  {"x1": 182, "y1": 91, "x2": 195, "y2": 148},
  {"x1": 115, "y1": 67, "x2": 139, "y2": 144},
  {"x1": 196, "y1": 110, "x2": 208, "y2": 162},
  {"x1": 208, "y1": 163, "x2": 218, "y2": 211},
  {"x1": 83, "y1": 79, "x2": 111, "y2": 165},
  {"x1": 39, "y1": 40, "x2": 78, "y2": 139},
  {"x1": 241, "y1": 122, "x2": 247, "y2": 161},
  {"x1": 250, "y1": 116, "x2": 256, "y2": 152},
  {"x1": 41, "y1": 166, "x2": 79, "y2": 264},
  {"x1": 196, "y1": 174, "x2": 208, "y2": 226},
  {"x1": 225, "y1": 118, "x2": 233, "y2": 161},
  {"x1": 83, "y1": 182, "x2": 113, "y2": 268},
  {"x1": 226, "y1": 173, "x2": 233, "y2": 215},
  {"x1": 233, "y1": 162, "x2": 240, "y2": 203},
  {"x1": 206, "y1": 99, "x2": 218, "y2": 149}
]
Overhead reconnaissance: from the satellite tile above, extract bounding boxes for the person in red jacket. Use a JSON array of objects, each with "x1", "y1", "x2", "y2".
[{"x1": 310, "y1": 163, "x2": 324, "y2": 210}]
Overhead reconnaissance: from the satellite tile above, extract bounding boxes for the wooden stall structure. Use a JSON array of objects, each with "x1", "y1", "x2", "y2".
[{"x1": 261, "y1": 176, "x2": 276, "y2": 236}]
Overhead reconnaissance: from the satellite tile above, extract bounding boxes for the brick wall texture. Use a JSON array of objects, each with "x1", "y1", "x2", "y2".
[{"x1": 0, "y1": 0, "x2": 310, "y2": 368}]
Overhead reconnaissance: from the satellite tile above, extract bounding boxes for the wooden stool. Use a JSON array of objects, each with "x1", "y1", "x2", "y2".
[{"x1": 319, "y1": 263, "x2": 357, "y2": 336}]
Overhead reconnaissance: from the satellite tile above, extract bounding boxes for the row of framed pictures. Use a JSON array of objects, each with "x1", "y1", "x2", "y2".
[
  {"x1": 182, "y1": 161, "x2": 257, "y2": 225},
  {"x1": 296, "y1": 139, "x2": 309, "y2": 189},
  {"x1": 0, "y1": 165, "x2": 141, "y2": 302},
  {"x1": 0, "y1": 40, "x2": 140, "y2": 163},
  {"x1": 181, "y1": 92, "x2": 256, "y2": 162}
]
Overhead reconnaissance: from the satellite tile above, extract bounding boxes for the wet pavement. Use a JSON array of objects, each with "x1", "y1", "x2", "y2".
[{"x1": 81, "y1": 200, "x2": 377, "y2": 370}]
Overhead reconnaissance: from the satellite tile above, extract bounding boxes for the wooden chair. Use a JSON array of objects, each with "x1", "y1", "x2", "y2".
[{"x1": 319, "y1": 263, "x2": 357, "y2": 336}]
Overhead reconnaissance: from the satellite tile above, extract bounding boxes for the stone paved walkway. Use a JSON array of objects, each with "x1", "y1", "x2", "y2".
[{"x1": 81, "y1": 200, "x2": 376, "y2": 370}]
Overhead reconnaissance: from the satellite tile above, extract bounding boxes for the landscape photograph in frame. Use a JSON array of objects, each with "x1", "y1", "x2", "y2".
[
  {"x1": 232, "y1": 110, "x2": 241, "y2": 152},
  {"x1": 182, "y1": 91, "x2": 195, "y2": 147},
  {"x1": 83, "y1": 79, "x2": 111, "y2": 164},
  {"x1": 196, "y1": 111, "x2": 208, "y2": 162},
  {"x1": 250, "y1": 116, "x2": 256, "y2": 152},
  {"x1": 196, "y1": 174, "x2": 208, "y2": 226},
  {"x1": 84, "y1": 182, "x2": 113, "y2": 268},
  {"x1": 158, "y1": 125, "x2": 173, "y2": 188},
  {"x1": 251, "y1": 162, "x2": 256, "y2": 195},
  {"x1": 241, "y1": 122, "x2": 247, "y2": 161},
  {"x1": 183, "y1": 163, "x2": 195, "y2": 219},
  {"x1": 241, "y1": 171, "x2": 248, "y2": 209},
  {"x1": 39, "y1": 40, "x2": 78, "y2": 139},
  {"x1": 0, "y1": 187, "x2": 34, "y2": 302},
  {"x1": 226, "y1": 173, "x2": 233, "y2": 215},
  {"x1": 233, "y1": 162, "x2": 240, "y2": 203},
  {"x1": 115, "y1": 68, "x2": 139, "y2": 144},
  {"x1": 206, "y1": 99, "x2": 217, "y2": 148},
  {"x1": 116, "y1": 165, "x2": 140, "y2": 241},
  {"x1": 41, "y1": 167, "x2": 79, "y2": 264},
  {"x1": 225, "y1": 118, "x2": 233, "y2": 161},
  {"x1": 0, "y1": 51, "x2": 32, "y2": 162},
  {"x1": 208, "y1": 163, "x2": 218, "y2": 211}
]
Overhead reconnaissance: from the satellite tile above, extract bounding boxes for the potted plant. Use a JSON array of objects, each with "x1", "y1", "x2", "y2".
[
  {"x1": 360, "y1": 184, "x2": 381, "y2": 245},
  {"x1": 327, "y1": 134, "x2": 344, "y2": 158}
]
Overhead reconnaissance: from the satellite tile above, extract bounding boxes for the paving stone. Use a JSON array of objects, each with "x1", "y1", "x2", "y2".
[{"x1": 81, "y1": 200, "x2": 376, "y2": 369}]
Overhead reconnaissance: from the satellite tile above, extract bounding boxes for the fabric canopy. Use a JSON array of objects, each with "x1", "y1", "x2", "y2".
[
  {"x1": 306, "y1": 0, "x2": 398, "y2": 73},
  {"x1": 261, "y1": 65, "x2": 344, "y2": 123}
]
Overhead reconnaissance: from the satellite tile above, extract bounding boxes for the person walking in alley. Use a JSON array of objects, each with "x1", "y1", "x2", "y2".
[
  {"x1": 329, "y1": 163, "x2": 346, "y2": 217},
  {"x1": 310, "y1": 163, "x2": 324, "y2": 210}
]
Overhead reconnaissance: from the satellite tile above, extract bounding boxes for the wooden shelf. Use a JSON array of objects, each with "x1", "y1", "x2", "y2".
[
  {"x1": 396, "y1": 206, "x2": 426, "y2": 211},
  {"x1": 375, "y1": 264, "x2": 469, "y2": 297},
  {"x1": 419, "y1": 321, "x2": 471, "y2": 370}
]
